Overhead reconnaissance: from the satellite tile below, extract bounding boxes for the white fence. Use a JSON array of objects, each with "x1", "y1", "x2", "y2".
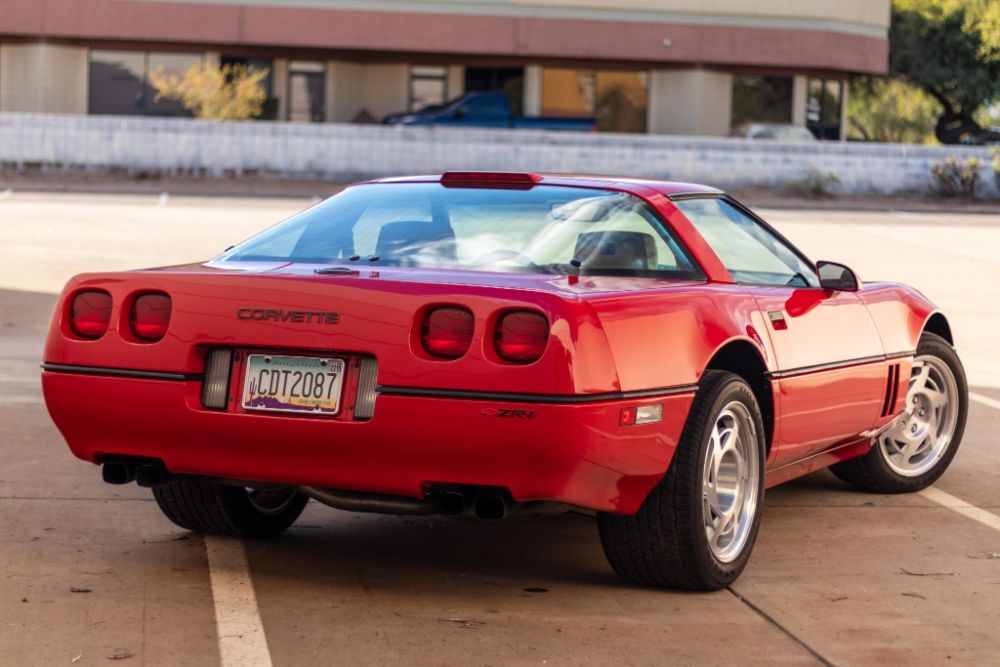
[{"x1": 1, "y1": 112, "x2": 996, "y2": 196}]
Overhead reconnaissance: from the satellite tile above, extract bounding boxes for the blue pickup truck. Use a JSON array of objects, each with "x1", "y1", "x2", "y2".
[{"x1": 383, "y1": 92, "x2": 595, "y2": 131}]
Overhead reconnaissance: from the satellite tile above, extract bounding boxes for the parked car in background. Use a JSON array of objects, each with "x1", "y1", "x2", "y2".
[
  {"x1": 42, "y1": 172, "x2": 967, "y2": 591},
  {"x1": 732, "y1": 123, "x2": 818, "y2": 142},
  {"x1": 961, "y1": 126, "x2": 1000, "y2": 146},
  {"x1": 384, "y1": 92, "x2": 595, "y2": 131}
]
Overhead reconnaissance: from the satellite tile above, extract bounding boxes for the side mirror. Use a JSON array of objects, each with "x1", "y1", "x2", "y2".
[
  {"x1": 817, "y1": 261, "x2": 859, "y2": 292},
  {"x1": 453, "y1": 107, "x2": 466, "y2": 119}
]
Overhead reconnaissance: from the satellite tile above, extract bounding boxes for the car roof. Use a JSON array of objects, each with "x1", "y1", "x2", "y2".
[{"x1": 364, "y1": 173, "x2": 723, "y2": 198}]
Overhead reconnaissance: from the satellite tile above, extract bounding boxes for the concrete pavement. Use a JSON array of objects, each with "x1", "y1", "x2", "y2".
[{"x1": 1, "y1": 191, "x2": 998, "y2": 666}]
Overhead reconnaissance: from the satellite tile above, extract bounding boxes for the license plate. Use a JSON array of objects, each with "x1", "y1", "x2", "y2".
[{"x1": 242, "y1": 354, "x2": 345, "y2": 416}]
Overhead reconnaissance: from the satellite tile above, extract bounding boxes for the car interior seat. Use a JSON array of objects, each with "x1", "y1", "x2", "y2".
[
  {"x1": 573, "y1": 231, "x2": 658, "y2": 271},
  {"x1": 376, "y1": 221, "x2": 458, "y2": 266}
]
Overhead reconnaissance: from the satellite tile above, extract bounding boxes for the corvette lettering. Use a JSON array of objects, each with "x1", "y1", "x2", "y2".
[{"x1": 237, "y1": 308, "x2": 340, "y2": 325}]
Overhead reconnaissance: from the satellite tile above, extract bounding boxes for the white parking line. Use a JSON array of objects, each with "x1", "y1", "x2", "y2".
[
  {"x1": 919, "y1": 487, "x2": 1000, "y2": 533},
  {"x1": 158, "y1": 192, "x2": 169, "y2": 207},
  {"x1": 195, "y1": 386, "x2": 998, "y2": 667},
  {"x1": 0, "y1": 189, "x2": 12, "y2": 201},
  {"x1": 205, "y1": 535, "x2": 273, "y2": 667},
  {"x1": 915, "y1": 391, "x2": 1000, "y2": 533},
  {"x1": 970, "y1": 392, "x2": 1000, "y2": 412}
]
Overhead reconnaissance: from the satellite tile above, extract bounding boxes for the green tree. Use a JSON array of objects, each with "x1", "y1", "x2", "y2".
[
  {"x1": 149, "y1": 63, "x2": 269, "y2": 121},
  {"x1": 848, "y1": 77, "x2": 938, "y2": 143},
  {"x1": 891, "y1": 0, "x2": 1000, "y2": 143}
]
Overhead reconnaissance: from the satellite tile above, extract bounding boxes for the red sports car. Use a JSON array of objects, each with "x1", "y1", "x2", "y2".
[{"x1": 42, "y1": 172, "x2": 968, "y2": 590}]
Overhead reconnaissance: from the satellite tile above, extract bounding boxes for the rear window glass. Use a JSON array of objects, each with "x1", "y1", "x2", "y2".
[{"x1": 215, "y1": 183, "x2": 705, "y2": 280}]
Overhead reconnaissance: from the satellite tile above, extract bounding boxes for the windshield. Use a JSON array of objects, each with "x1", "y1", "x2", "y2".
[{"x1": 215, "y1": 183, "x2": 705, "y2": 280}]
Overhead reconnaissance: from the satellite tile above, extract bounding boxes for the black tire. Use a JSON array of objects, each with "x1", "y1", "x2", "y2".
[
  {"x1": 152, "y1": 477, "x2": 308, "y2": 538},
  {"x1": 597, "y1": 370, "x2": 766, "y2": 590},
  {"x1": 830, "y1": 333, "x2": 968, "y2": 493}
]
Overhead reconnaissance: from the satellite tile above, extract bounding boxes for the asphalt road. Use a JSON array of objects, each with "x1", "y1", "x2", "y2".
[{"x1": 1, "y1": 191, "x2": 999, "y2": 666}]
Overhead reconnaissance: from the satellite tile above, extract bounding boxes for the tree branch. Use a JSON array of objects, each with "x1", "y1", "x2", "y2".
[{"x1": 925, "y1": 87, "x2": 956, "y2": 116}]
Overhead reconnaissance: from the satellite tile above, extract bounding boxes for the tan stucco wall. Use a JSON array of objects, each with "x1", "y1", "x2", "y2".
[
  {"x1": 360, "y1": 64, "x2": 409, "y2": 120},
  {"x1": 792, "y1": 75, "x2": 808, "y2": 127},
  {"x1": 523, "y1": 65, "x2": 542, "y2": 117},
  {"x1": 271, "y1": 58, "x2": 289, "y2": 120},
  {"x1": 326, "y1": 62, "x2": 409, "y2": 122},
  {"x1": 648, "y1": 69, "x2": 732, "y2": 136},
  {"x1": 447, "y1": 65, "x2": 464, "y2": 99},
  {"x1": 0, "y1": 43, "x2": 88, "y2": 114},
  {"x1": 327, "y1": 61, "x2": 361, "y2": 122}
]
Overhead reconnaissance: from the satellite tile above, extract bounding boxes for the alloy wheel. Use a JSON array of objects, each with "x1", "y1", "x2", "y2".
[
  {"x1": 879, "y1": 356, "x2": 960, "y2": 477},
  {"x1": 702, "y1": 401, "x2": 760, "y2": 563}
]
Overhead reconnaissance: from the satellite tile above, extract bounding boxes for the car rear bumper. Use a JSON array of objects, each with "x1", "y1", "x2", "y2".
[{"x1": 42, "y1": 370, "x2": 694, "y2": 514}]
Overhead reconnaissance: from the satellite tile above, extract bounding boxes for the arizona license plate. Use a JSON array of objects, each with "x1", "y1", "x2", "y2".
[{"x1": 242, "y1": 354, "x2": 346, "y2": 415}]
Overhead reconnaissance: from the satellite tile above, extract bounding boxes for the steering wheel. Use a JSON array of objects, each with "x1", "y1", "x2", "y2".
[{"x1": 470, "y1": 249, "x2": 540, "y2": 269}]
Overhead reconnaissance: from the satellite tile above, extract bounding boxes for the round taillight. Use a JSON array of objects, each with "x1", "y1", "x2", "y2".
[
  {"x1": 421, "y1": 307, "x2": 474, "y2": 359},
  {"x1": 130, "y1": 293, "x2": 172, "y2": 342},
  {"x1": 70, "y1": 290, "x2": 113, "y2": 339},
  {"x1": 495, "y1": 311, "x2": 549, "y2": 363}
]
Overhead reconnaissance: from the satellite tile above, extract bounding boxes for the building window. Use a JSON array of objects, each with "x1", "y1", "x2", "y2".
[
  {"x1": 89, "y1": 50, "x2": 202, "y2": 117},
  {"x1": 595, "y1": 71, "x2": 648, "y2": 133},
  {"x1": 465, "y1": 67, "x2": 524, "y2": 116},
  {"x1": 806, "y1": 78, "x2": 843, "y2": 140},
  {"x1": 222, "y1": 56, "x2": 275, "y2": 119},
  {"x1": 146, "y1": 53, "x2": 203, "y2": 116},
  {"x1": 731, "y1": 76, "x2": 793, "y2": 130},
  {"x1": 89, "y1": 50, "x2": 145, "y2": 116},
  {"x1": 409, "y1": 65, "x2": 448, "y2": 112},
  {"x1": 542, "y1": 68, "x2": 647, "y2": 133},
  {"x1": 541, "y1": 68, "x2": 594, "y2": 118},
  {"x1": 288, "y1": 60, "x2": 326, "y2": 123}
]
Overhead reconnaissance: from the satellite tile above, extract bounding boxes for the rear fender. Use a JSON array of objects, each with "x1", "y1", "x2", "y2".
[{"x1": 584, "y1": 284, "x2": 774, "y2": 391}]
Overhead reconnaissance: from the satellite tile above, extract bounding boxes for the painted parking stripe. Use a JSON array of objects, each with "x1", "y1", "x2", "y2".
[
  {"x1": 919, "y1": 487, "x2": 1000, "y2": 533},
  {"x1": 194, "y1": 380, "x2": 999, "y2": 667},
  {"x1": 205, "y1": 535, "x2": 273, "y2": 667},
  {"x1": 0, "y1": 189, "x2": 12, "y2": 201},
  {"x1": 914, "y1": 393, "x2": 1000, "y2": 532},
  {"x1": 970, "y1": 392, "x2": 1000, "y2": 412}
]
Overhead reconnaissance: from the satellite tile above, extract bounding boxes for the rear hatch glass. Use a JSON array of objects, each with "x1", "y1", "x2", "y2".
[{"x1": 214, "y1": 183, "x2": 704, "y2": 280}]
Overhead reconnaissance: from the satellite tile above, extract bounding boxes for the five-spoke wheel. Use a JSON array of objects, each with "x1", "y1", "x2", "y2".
[
  {"x1": 878, "y1": 355, "x2": 960, "y2": 477},
  {"x1": 599, "y1": 370, "x2": 766, "y2": 590},
  {"x1": 703, "y1": 403, "x2": 760, "y2": 564},
  {"x1": 831, "y1": 332, "x2": 968, "y2": 493}
]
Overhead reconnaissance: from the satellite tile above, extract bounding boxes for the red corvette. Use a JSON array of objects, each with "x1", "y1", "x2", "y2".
[{"x1": 42, "y1": 172, "x2": 968, "y2": 590}]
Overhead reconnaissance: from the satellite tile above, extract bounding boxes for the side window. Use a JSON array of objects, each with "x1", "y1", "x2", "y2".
[{"x1": 675, "y1": 198, "x2": 818, "y2": 287}]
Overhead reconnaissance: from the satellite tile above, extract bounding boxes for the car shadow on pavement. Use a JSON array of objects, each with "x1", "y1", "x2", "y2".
[
  {"x1": 245, "y1": 509, "x2": 632, "y2": 593},
  {"x1": 241, "y1": 471, "x2": 865, "y2": 594}
]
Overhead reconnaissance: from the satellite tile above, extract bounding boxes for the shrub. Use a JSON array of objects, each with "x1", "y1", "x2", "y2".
[
  {"x1": 782, "y1": 169, "x2": 841, "y2": 198},
  {"x1": 149, "y1": 63, "x2": 269, "y2": 121},
  {"x1": 930, "y1": 156, "x2": 982, "y2": 198}
]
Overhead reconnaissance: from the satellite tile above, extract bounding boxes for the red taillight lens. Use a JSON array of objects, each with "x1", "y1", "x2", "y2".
[
  {"x1": 495, "y1": 311, "x2": 549, "y2": 363},
  {"x1": 130, "y1": 293, "x2": 172, "y2": 342},
  {"x1": 421, "y1": 307, "x2": 474, "y2": 359},
  {"x1": 69, "y1": 290, "x2": 113, "y2": 339}
]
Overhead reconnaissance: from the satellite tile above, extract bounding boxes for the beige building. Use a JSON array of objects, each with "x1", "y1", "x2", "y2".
[{"x1": 0, "y1": 0, "x2": 890, "y2": 138}]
